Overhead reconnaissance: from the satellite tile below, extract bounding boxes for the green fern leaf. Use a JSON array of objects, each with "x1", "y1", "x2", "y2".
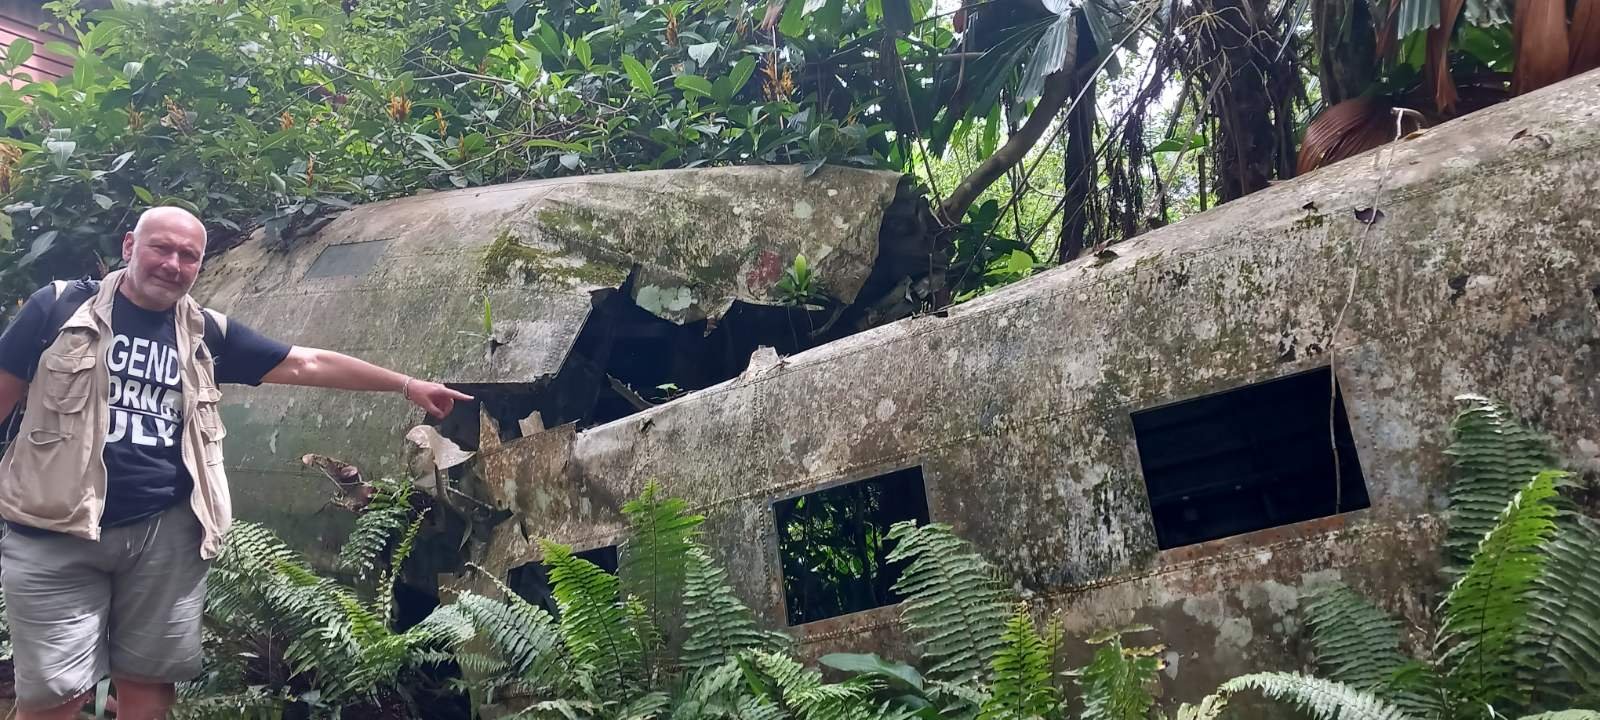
[
  {"x1": 1439, "y1": 471, "x2": 1563, "y2": 712},
  {"x1": 1520, "y1": 512, "x2": 1600, "y2": 709},
  {"x1": 978, "y1": 608, "x2": 1060, "y2": 720},
  {"x1": 1444, "y1": 395, "x2": 1557, "y2": 571},
  {"x1": 885, "y1": 522, "x2": 1010, "y2": 683},
  {"x1": 1171, "y1": 694, "x2": 1228, "y2": 720},
  {"x1": 336, "y1": 478, "x2": 414, "y2": 580},
  {"x1": 620, "y1": 482, "x2": 704, "y2": 651},
  {"x1": 679, "y1": 545, "x2": 784, "y2": 670},
  {"x1": 1302, "y1": 583, "x2": 1410, "y2": 691},
  {"x1": 1516, "y1": 712, "x2": 1600, "y2": 719},
  {"x1": 543, "y1": 539, "x2": 643, "y2": 692},
  {"x1": 1221, "y1": 672, "x2": 1417, "y2": 720},
  {"x1": 1077, "y1": 627, "x2": 1161, "y2": 720}
]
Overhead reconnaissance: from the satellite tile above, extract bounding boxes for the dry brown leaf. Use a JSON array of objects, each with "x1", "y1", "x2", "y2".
[
  {"x1": 1512, "y1": 0, "x2": 1572, "y2": 95},
  {"x1": 1296, "y1": 97, "x2": 1396, "y2": 175}
]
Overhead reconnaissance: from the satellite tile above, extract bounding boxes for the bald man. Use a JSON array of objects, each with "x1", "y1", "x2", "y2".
[{"x1": 0, "y1": 206, "x2": 470, "y2": 719}]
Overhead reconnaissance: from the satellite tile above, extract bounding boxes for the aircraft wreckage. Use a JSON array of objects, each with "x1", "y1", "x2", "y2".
[{"x1": 194, "y1": 71, "x2": 1600, "y2": 707}]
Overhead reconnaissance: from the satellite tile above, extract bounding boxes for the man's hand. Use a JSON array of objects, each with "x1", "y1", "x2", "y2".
[
  {"x1": 403, "y1": 378, "x2": 472, "y2": 419},
  {"x1": 264, "y1": 347, "x2": 474, "y2": 418}
]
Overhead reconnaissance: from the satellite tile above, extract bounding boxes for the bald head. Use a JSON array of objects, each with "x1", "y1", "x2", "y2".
[
  {"x1": 131, "y1": 206, "x2": 207, "y2": 248},
  {"x1": 120, "y1": 206, "x2": 207, "y2": 311}
]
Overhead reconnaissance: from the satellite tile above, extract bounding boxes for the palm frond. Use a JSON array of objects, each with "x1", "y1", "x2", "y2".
[
  {"x1": 885, "y1": 521, "x2": 1010, "y2": 682},
  {"x1": 1221, "y1": 672, "x2": 1417, "y2": 720}
]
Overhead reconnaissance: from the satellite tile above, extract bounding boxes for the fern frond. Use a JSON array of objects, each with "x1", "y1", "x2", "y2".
[
  {"x1": 679, "y1": 545, "x2": 785, "y2": 670},
  {"x1": 372, "y1": 510, "x2": 428, "y2": 628},
  {"x1": 1170, "y1": 694, "x2": 1227, "y2": 720},
  {"x1": 978, "y1": 608, "x2": 1059, "y2": 720},
  {"x1": 1516, "y1": 712, "x2": 1600, "y2": 720},
  {"x1": 1077, "y1": 628, "x2": 1161, "y2": 720},
  {"x1": 620, "y1": 483, "x2": 703, "y2": 651},
  {"x1": 749, "y1": 650, "x2": 875, "y2": 720},
  {"x1": 885, "y1": 522, "x2": 1010, "y2": 682},
  {"x1": 1221, "y1": 672, "x2": 1417, "y2": 720},
  {"x1": 543, "y1": 539, "x2": 643, "y2": 691},
  {"x1": 1444, "y1": 395, "x2": 1557, "y2": 571},
  {"x1": 336, "y1": 478, "x2": 414, "y2": 580},
  {"x1": 1520, "y1": 512, "x2": 1600, "y2": 709},
  {"x1": 1302, "y1": 583, "x2": 1410, "y2": 691},
  {"x1": 1439, "y1": 471, "x2": 1563, "y2": 712}
]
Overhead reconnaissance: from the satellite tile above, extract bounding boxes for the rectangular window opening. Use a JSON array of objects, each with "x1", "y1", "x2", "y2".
[
  {"x1": 1131, "y1": 367, "x2": 1369, "y2": 550},
  {"x1": 507, "y1": 545, "x2": 619, "y2": 617},
  {"x1": 773, "y1": 466, "x2": 930, "y2": 626}
]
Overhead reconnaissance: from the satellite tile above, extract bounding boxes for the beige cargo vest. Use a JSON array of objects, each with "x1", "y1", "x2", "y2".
[{"x1": 0, "y1": 269, "x2": 233, "y2": 559}]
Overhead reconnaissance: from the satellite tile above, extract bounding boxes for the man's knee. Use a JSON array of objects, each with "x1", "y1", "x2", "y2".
[{"x1": 112, "y1": 677, "x2": 175, "y2": 720}]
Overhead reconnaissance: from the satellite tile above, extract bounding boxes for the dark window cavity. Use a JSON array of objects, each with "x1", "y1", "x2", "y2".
[
  {"x1": 1131, "y1": 367, "x2": 1370, "y2": 550},
  {"x1": 773, "y1": 466, "x2": 930, "y2": 626},
  {"x1": 507, "y1": 545, "x2": 619, "y2": 617}
]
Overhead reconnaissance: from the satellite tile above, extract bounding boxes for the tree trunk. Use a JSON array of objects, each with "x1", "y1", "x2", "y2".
[
  {"x1": 939, "y1": 25, "x2": 1080, "y2": 224},
  {"x1": 1191, "y1": 0, "x2": 1280, "y2": 202},
  {"x1": 1057, "y1": 14, "x2": 1100, "y2": 264},
  {"x1": 1312, "y1": 0, "x2": 1377, "y2": 107}
]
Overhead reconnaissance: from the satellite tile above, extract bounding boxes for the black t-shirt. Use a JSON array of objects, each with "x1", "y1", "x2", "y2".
[{"x1": 0, "y1": 283, "x2": 291, "y2": 527}]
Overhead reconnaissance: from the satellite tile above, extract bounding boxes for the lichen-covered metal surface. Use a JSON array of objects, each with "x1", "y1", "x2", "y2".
[
  {"x1": 190, "y1": 165, "x2": 905, "y2": 562},
  {"x1": 467, "y1": 69, "x2": 1600, "y2": 706}
]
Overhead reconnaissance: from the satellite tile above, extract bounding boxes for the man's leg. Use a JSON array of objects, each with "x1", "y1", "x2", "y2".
[
  {"x1": 108, "y1": 507, "x2": 208, "y2": 720},
  {"x1": 1, "y1": 528, "x2": 114, "y2": 720}
]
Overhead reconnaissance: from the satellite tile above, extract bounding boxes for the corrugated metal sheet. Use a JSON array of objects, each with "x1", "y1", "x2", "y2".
[{"x1": 0, "y1": 2, "x2": 71, "y2": 87}]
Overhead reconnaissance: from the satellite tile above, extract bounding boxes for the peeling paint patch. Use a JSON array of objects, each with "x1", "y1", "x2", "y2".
[{"x1": 636, "y1": 285, "x2": 695, "y2": 314}]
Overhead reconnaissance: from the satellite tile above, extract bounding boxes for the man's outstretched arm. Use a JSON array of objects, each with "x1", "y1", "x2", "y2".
[{"x1": 262, "y1": 346, "x2": 472, "y2": 418}]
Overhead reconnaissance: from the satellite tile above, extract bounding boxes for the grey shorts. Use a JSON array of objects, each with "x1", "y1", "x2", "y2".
[{"x1": 1, "y1": 505, "x2": 209, "y2": 711}]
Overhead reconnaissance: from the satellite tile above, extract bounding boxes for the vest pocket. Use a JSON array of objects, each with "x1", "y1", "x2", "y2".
[
  {"x1": 37, "y1": 351, "x2": 96, "y2": 436},
  {"x1": 194, "y1": 386, "x2": 227, "y2": 466}
]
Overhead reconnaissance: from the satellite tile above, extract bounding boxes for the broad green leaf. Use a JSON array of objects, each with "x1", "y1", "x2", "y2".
[
  {"x1": 93, "y1": 194, "x2": 114, "y2": 210},
  {"x1": 132, "y1": 186, "x2": 154, "y2": 203},
  {"x1": 121, "y1": 61, "x2": 142, "y2": 80},
  {"x1": 727, "y1": 56, "x2": 757, "y2": 94},
  {"x1": 20, "y1": 230, "x2": 57, "y2": 265},
  {"x1": 778, "y1": 0, "x2": 808, "y2": 36},
  {"x1": 572, "y1": 37, "x2": 593, "y2": 69},
  {"x1": 109, "y1": 151, "x2": 134, "y2": 173},
  {"x1": 819, "y1": 653, "x2": 925, "y2": 691},
  {"x1": 674, "y1": 75, "x2": 714, "y2": 97},
  {"x1": 4, "y1": 38, "x2": 33, "y2": 74},
  {"x1": 621, "y1": 55, "x2": 656, "y2": 96}
]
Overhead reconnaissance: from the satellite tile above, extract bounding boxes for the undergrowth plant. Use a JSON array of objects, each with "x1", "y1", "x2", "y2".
[
  {"x1": 1215, "y1": 395, "x2": 1600, "y2": 720},
  {"x1": 175, "y1": 477, "x2": 446, "y2": 719}
]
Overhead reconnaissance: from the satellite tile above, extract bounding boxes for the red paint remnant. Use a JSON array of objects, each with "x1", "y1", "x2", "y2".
[{"x1": 746, "y1": 249, "x2": 785, "y2": 291}]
